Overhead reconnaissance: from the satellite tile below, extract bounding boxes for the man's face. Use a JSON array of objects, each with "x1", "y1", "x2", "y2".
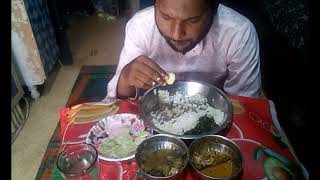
[{"x1": 155, "y1": 0, "x2": 212, "y2": 54}]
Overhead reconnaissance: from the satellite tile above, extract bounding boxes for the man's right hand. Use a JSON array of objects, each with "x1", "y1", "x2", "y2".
[{"x1": 117, "y1": 55, "x2": 168, "y2": 98}]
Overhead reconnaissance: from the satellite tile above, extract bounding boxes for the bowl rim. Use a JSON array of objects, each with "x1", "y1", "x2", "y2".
[
  {"x1": 188, "y1": 135, "x2": 243, "y2": 179},
  {"x1": 139, "y1": 80, "x2": 234, "y2": 139},
  {"x1": 135, "y1": 133, "x2": 190, "y2": 179},
  {"x1": 56, "y1": 143, "x2": 98, "y2": 177}
]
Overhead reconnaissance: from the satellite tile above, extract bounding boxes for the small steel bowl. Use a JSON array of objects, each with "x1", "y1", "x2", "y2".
[
  {"x1": 135, "y1": 134, "x2": 190, "y2": 180},
  {"x1": 189, "y1": 135, "x2": 243, "y2": 180},
  {"x1": 139, "y1": 81, "x2": 233, "y2": 140}
]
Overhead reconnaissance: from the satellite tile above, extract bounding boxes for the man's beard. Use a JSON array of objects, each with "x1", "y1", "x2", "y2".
[
  {"x1": 164, "y1": 37, "x2": 195, "y2": 54},
  {"x1": 156, "y1": 15, "x2": 214, "y2": 55}
]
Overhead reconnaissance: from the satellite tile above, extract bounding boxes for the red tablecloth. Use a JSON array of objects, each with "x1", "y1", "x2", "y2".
[{"x1": 57, "y1": 96, "x2": 308, "y2": 180}]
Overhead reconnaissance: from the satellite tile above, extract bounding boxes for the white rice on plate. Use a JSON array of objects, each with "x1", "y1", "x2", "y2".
[{"x1": 151, "y1": 89, "x2": 225, "y2": 135}]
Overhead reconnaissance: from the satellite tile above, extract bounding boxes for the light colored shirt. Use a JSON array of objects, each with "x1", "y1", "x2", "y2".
[{"x1": 106, "y1": 4, "x2": 262, "y2": 99}]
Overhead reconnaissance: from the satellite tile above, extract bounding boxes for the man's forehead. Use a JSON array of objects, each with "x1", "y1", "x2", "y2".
[{"x1": 157, "y1": 0, "x2": 207, "y2": 18}]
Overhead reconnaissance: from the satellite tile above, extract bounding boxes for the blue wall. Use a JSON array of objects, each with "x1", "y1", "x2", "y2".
[{"x1": 140, "y1": 0, "x2": 154, "y2": 9}]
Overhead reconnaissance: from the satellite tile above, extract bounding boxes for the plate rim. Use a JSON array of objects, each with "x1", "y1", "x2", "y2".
[{"x1": 85, "y1": 113, "x2": 147, "y2": 161}]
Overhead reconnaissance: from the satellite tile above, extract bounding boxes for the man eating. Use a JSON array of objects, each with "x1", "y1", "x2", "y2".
[{"x1": 106, "y1": 0, "x2": 262, "y2": 100}]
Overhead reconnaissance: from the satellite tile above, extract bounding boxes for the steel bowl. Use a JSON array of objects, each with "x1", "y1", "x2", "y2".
[
  {"x1": 135, "y1": 134, "x2": 190, "y2": 180},
  {"x1": 189, "y1": 135, "x2": 243, "y2": 180},
  {"x1": 139, "y1": 80, "x2": 233, "y2": 140}
]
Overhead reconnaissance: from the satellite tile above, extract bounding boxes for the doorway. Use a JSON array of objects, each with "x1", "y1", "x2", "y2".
[{"x1": 47, "y1": 0, "x2": 138, "y2": 66}]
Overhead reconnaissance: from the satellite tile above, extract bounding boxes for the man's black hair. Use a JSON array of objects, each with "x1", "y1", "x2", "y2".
[{"x1": 155, "y1": 0, "x2": 219, "y2": 14}]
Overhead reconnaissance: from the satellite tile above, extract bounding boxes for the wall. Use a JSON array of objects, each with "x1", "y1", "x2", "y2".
[
  {"x1": 129, "y1": 0, "x2": 140, "y2": 16},
  {"x1": 11, "y1": 0, "x2": 46, "y2": 88},
  {"x1": 139, "y1": 0, "x2": 154, "y2": 9}
]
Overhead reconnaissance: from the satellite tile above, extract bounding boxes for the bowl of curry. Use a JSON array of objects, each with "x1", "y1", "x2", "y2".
[
  {"x1": 189, "y1": 135, "x2": 243, "y2": 179},
  {"x1": 135, "y1": 134, "x2": 189, "y2": 180}
]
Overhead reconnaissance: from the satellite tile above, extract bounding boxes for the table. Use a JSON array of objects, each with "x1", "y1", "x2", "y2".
[{"x1": 35, "y1": 65, "x2": 308, "y2": 180}]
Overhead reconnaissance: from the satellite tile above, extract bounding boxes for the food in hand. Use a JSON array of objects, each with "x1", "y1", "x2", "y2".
[{"x1": 165, "y1": 73, "x2": 176, "y2": 85}]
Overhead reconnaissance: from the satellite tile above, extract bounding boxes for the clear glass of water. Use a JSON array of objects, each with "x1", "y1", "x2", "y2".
[{"x1": 57, "y1": 143, "x2": 99, "y2": 180}]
